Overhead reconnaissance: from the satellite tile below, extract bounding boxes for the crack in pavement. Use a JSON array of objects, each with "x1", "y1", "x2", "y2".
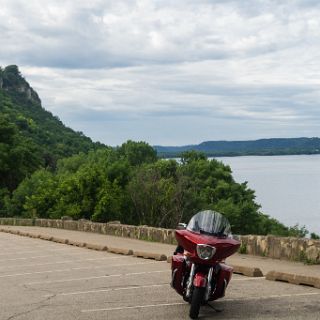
[
  {"x1": 5, "y1": 293, "x2": 57, "y2": 320},
  {"x1": 22, "y1": 283, "x2": 55, "y2": 296}
]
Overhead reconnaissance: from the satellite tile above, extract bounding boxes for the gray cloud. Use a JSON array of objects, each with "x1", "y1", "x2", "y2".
[
  {"x1": 2, "y1": 0, "x2": 320, "y2": 68},
  {"x1": 1, "y1": 0, "x2": 320, "y2": 145}
]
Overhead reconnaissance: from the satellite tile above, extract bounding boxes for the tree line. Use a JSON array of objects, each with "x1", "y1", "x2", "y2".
[{"x1": 2, "y1": 141, "x2": 310, "y2": 237}]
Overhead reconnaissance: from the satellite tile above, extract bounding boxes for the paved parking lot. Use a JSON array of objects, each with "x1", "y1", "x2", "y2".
[{"x1": 0, "y1": 232, "x2": 320, "y2": 320}]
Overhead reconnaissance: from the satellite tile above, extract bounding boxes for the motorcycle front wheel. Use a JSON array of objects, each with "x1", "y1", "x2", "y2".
[{"x1": 189, "y1": 287, "x2": 205, "y2": 319}]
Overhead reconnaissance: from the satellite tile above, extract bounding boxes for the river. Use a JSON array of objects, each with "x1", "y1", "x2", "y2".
[{"x1": 217, "y1": 155, "x2": 320, "y2": 235}]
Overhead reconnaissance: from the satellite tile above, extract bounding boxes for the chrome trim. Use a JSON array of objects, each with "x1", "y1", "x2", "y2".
[
  {"x1": 185, "y1": 263, "x2": 195, "y2": 298},
  {"x1": 205, "y1": 267, "x2": 214, "y2": 301},
  {"x1": 196, "y1": 244, "x2": 216, "y2": 260}
]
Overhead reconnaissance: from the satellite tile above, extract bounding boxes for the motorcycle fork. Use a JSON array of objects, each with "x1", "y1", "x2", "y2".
[
  {"x1": 186, "y1": 264, "x2": 214, "y2": 302},
  {"x1": 185, "y1": 263, "x2": 196, "y2": 299},
  {"x1": 205, "y1": 267, "x2": 214, "y2": 301}
]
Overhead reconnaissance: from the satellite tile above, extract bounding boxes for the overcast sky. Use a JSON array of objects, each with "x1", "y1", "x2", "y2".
[{"x1": 1, "y1": 0, "x2": 320, "y2": 146}]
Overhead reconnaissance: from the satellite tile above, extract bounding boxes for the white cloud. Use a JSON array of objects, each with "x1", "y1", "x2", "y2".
[{"x1": 1, "y1": 0, "x2": 320, "y2": 145}]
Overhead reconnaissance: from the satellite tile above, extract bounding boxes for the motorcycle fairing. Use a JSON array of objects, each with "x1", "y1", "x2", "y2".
[{"x1": 175, "y1": 229, "x2": 240, "y2": 263}]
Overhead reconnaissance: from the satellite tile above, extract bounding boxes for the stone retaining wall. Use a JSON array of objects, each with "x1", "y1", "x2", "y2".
[
  {"x1": 0, "y1": 218, "x2": 177, "y2": 245},
  {"x1": 239, "y1": 235, "x2": 320, "y2": 264},
  {"x1": 0, "y1": 218, "x2": 319, "y2": 263}
]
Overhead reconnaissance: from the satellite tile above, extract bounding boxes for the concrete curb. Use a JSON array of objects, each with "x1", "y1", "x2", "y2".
[
  {"x1": 85, "y1": 243, "x2": 108, "y2": 251},
  {"x1": 30, "y1": 234, "x2": 40, "y2": 238},
  {"x1": 68, "y1": 240, "x2": 87, "y2": 247},
  {"x1": 39, "y1": 235, "x2": 54, "y2": 241},
  {"x1": 51, "y1": 237, "x2": 69, "y2": 244},
  {"x1": 0, "y1": 228, "x2": 137, "y2": 256},
  {"x1": 107, "y1": 247, "x2": 133, "y2": 255},
  {"x1": 18, "y1": 231, "x2": 29, "y2": 237},
  {"x1": 266, "y1": 271, "x2": 320, "y2": 289},
  {"x1": 8, "y1": 229, "x2": 19, "y2": 235},
  {"x1": 133, "y1": 251, "x2": 167, "y2": 261},
  {"x1": 233, "y1": 265, "x2": 264, "y2": 277}
]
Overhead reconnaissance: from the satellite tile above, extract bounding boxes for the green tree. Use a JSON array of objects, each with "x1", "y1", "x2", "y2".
[
  {"x1": 118, "y1": 140, "x2": 157, "y2": 166},
  {"x1": 180, "y1": 150, "x2": 207, "y2": 164},
  {"x1": 92, "y1": 180, "x2": 123, "y2": 222},
  {"x1": 0, "y1": 115, "x2": 42, "y2": 192},
  {"x1": 127, "y1": 163, "x2": 179, "y2": 227},
  {"x1": 6, "y1": 170, "x2": 56, "y2": 217}
]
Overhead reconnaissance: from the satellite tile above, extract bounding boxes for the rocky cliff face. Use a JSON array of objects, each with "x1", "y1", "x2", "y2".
[{"x1": 0, "y1": 65, "x2": 41, "y2": 105}]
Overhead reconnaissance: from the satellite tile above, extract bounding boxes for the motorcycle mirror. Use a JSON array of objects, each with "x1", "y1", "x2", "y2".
[{"x1": 177, "y1": 223, "x2": 187, "y2": 230}]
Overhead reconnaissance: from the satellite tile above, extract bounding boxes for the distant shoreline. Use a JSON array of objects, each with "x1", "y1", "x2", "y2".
[
  {"x1": 155, "y1": 137, "x2": 320, "y2": 158},
  {"x1": 159, "y1": 150, "x2": 320, "y2": 159}
]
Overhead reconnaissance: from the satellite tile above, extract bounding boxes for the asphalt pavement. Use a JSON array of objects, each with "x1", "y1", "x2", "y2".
[{"x1": 0, "y1": 232, "x2": 320, "y2": 320}]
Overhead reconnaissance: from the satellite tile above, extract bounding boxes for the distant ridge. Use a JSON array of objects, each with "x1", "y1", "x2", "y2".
[
  {"x1": 0, "y1": 65, "x2": 103, "y2": 160},
  {"x1": 0, "y1": 65, "x2": 103, "y2": 193},
  {"x1": 154, "y1": 137, "x2": 320, "y2": 157}
]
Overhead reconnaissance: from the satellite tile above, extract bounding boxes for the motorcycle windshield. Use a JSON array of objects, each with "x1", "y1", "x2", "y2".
[{"x1": 187, "y1": 210, "x2": 231, "y2": 237}]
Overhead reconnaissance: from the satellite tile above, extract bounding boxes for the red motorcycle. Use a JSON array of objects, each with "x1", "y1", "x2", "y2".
[{"x1": 171, "y1": 210, "x2": 240, "y2": 319}]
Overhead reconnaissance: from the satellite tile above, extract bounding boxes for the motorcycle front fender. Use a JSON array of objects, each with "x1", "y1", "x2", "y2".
[{"x1": 193, "y1": 272, "x2": 207, "y2": 288}]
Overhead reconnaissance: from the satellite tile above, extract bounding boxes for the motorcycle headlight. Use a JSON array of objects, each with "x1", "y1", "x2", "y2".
[{"x1": 196, "y1": 244, "x2": 216, "y2": 260}]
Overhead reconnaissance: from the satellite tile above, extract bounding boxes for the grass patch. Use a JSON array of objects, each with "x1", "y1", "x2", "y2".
[{"x1": 239, "y1": 243, "x2": 247, "y2": 254}]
